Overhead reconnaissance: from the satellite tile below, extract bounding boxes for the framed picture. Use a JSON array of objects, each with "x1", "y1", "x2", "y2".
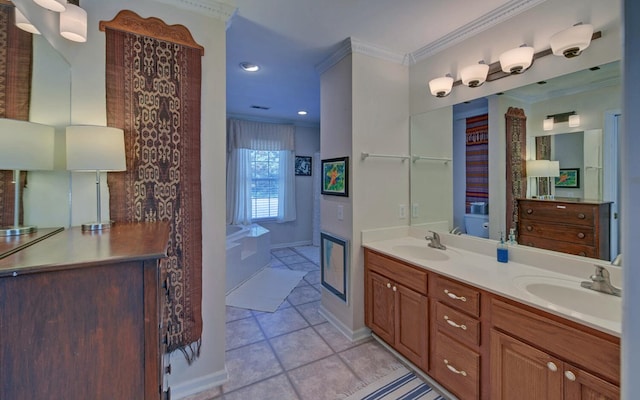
[
  {"x1": 320, "y1": 232, "x2": 349, "y2": 303},
  {"x1": 321, "y1": 157, "x2": 349, "y2": 196},
  {"x1": 295, "y1": 155, "x2": 312, "y2": 176},
  {"x1": 555, "y1": 168, "x2": 580, "y2": 188}
]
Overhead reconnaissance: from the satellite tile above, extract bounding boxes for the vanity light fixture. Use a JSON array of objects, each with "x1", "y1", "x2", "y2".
[
  {"x1": 550, "y1": 23, "x2": 594, "y2": 58},
  {"x1": 543, "y1": 117, "x2": 554, "y2": 131},
  {"x1": 428, "y1": 74, "x2": 454, "y2": 98},
  {"x1": 460, "y1": 61, "x2": 489, "y2": 87},
  {"x1": 568, "y1": 114, "x2": 581, "y2": 127},
  {"x1": 59, "y1": 0, "x2": 87, "y2": 43},
  {"x1": 34, "y1": 0, "x2": 66, "y2": 13},
  {"x1": 239, "y1": 62, "x2": 260, "y2": 72},
  {"x1": 14, "y1": 7, "x2": 41, "y2": 35},
  {"x1": 499, "y1": 44, "x2": 534, "y2": 74},
  {"x1": 544, "y1": 111, "x2": 578, "y2": 130}
]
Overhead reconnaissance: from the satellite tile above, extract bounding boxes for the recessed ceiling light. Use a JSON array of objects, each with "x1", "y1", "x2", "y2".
[
  {"x1": 297, "y1": 111, "x2": 307, "y2": 116},
  {"x1": 239, "y1": 62, "x2": 260, "y2": 72}
]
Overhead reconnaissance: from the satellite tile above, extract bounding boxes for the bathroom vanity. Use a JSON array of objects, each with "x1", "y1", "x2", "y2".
[{"x1": 363, "y1": 234, "x2": 620, "y2": 400}]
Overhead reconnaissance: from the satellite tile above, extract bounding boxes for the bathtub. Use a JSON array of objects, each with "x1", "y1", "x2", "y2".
[{"x1": 226, "y1": 223, "x2": 271, "y2": 294}]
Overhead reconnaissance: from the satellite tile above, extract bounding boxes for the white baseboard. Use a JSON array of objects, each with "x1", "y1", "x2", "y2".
[
  {"x1": 169, "y1": 367, "x2": 228, "y2": 399},
  {"x1": 318, "y1": 304, "x2": 371, "y2": 342},
  {"x1": 271, "y1": 240, "x2": 313, "y2": 249}
]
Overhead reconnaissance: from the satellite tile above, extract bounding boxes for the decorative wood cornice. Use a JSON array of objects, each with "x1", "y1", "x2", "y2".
[{"x1": 99, "y1": 10, "x2": 204, "y2": 55}]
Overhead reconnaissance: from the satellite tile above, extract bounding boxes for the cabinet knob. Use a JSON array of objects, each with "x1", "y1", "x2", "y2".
[
  {"x1": 526, "y1": 225, "x2": 533, "y2": 232},
  {"x1": 444, "y1": 359, "x2": 467, "y2": 377},
  {"x1": 547, "y1": 362, "x2": 558, "y2": 372},
  {"x1": 577, "y1": 213, "x2": 586, "y2": 219},
  {"x1": 444, "y1": 315, "x2": 467, "y2": 330},
  {"x1": 564, "y1": 371, "x2": 577, "y2": 381},
  {"x1": 526, "y1": 208, "x2": 533, "y2": 214},
  {"x1": 444, "y1": 289, "x2": 467, "y2": 302},
  {"x1": 392, "y1": 286, "x2": 397, "y2": 292},
  {"x1": 386, "y1": 283, "x2": 392, "y2": 289},
  {"x1": 577, "y1": 232, "x2": 585, "y2": 239}
]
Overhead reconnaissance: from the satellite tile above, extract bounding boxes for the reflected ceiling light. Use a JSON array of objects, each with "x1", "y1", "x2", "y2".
[
  {"x1": 34, "y1": 0, "x2": 66, "y2": 12},
  {"x1": 14, "y1": 7, "x2": 41, "y2": 35},
  {"x1": 297, "y1": 110, "x2": 307, "y2": 116},
  {"x1": 460, "y1": 61, "x2": 489, "y2": 88},
  {"x1": 499, "y1": 45, "x2": 534, "y2": 74},
  {"x1": 60, "y1": 0, "x2": 87, "y2": 43},
  {"x1": 568, "y1": 114, "x2": 580, "y2": 127},
  {"x1": 550, "y1": 23, "x2": 594, "y2": 58},
  {"x1": 543, "y1": 117, "x2": 554, "y2": 131},
  {"x1": 239, "y1": 62, "x2": 260, "y2": 72},
  {"x1": 428, "y1": 74, "x2": 454, "y2": 98}
]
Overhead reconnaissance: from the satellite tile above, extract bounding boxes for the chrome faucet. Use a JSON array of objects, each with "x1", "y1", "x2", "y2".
[
  {"x1": 425, "y1": 231, "x2": 446, "y2": 250},
  {"x1": 581, "y1": 265, "x2": 621, "y2": 297},
  {"x1": 449, "y1": 226, "x2": 462, "y2": 235}
]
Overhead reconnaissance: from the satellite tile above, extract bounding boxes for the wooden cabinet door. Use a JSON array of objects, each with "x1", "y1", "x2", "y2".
[
  {"x1": 367, "y1": 270, "x2": 395, "y2": 345},
  {"x1": 563, "y1": 363, "x2": 620, "y2": 400},
  {"x1": 395, "y1": 283, "x2": 428, "y2": 370},
  {"x1": 491, "y1": 330, "x2": 563, "y2": 400}
]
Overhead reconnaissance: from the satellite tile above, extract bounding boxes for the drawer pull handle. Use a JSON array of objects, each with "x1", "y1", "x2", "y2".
[
  {"x1": 577, "y1": 213, "x2": 586, "y2": 219},
  {"x1": 577, "y1": 232, "x2": 585, "y2": 239},
  {"x1": 444, "y1": 359, "x2": 467, "y2": 376},
  {"x1": 547, "y1": 362, "x2": 558, "y2": 372},
  {"x1": 392, "y1": 286, "x2": 397, "y2": 292},
  {"x1": 444, "y1": 289, "x2": 467, "y2": 302},
  {"x1": 556, "y1": 205, "x2": 566, "y2": 209},
  {"x1": 526, "y1": 208, "x2": 533, "y2": 214},
  {"x1": 526, "y1": 225, "x2": 533, "y2": 231},
  {"x1": 386, "y1": 283, "x2": 392, "y2": 289},
  {"x1": 564, "y1": 371, "x2": 576, "y2": 381},
  {"x1": 444, "y1": 315, "x2": 467, "y2": 330}
]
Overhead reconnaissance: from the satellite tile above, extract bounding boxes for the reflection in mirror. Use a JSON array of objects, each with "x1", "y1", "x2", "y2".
[{"x1": 410, "y1": 61, "x2": 621, "y2": 261}]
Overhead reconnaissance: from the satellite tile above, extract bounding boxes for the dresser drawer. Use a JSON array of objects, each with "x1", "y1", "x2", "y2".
[
  {"x1": 519, "y1": 234, "x2": 596, "y2": 258},
  {"x1": 519, "y1": 200, "x2": 595, "y2": 226},
  {"x1": 365, "y1": 250, "x2": 428, "y2": 295},
  {"x1": 519, "y1": 220, "x2": 595, "y2": 245},
  {"x1": 435, "y1": 302, "x2": 480, "y2": 347},
  {"x1": 432, "y1": 275, "x2": 480, "y2": 317},
  {"x1": 433, "y1": 331, "x2": 480, "y2": 400}
]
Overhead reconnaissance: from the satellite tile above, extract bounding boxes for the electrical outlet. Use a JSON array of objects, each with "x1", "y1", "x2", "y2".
[
  {"x1": 412, "y1": 203, "x2": 419, "y2": 218},
  {"x1": 337, "y1": 205, "x2": 344, "y2": 221},
  {"x1": 399, "y1": 204, "x2": 406, "y2": 219}
]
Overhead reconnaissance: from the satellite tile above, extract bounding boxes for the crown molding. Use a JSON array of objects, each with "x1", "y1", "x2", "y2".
[
  {"x1": 408, "y1": 0, "x2": 547, "y2": 64},
  {"x1": 151, "y1": 0, "x2": 237, "y2": 23},
  {"x1": 315, "y1": 37, "x2": 407, "y2": 75}
]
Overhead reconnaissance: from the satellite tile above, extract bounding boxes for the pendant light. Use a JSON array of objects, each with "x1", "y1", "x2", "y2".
[
  {"x1": 60, "y1": 0, "x2": 87, "y2": 43},
  {"x1": 33, "y1": 0, "x2": 66, "y2": 12},
  {"x1": 14, "y1": 7, "x2": 41, "y2": 35}
]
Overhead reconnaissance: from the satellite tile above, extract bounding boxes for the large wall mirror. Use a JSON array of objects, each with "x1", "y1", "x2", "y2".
[
  {"x1": 410, "y1": 59, "x2": 621, "y2": 262},
  {"x1": 1, "y1": 3, "x2": 71, "y2": 229}
]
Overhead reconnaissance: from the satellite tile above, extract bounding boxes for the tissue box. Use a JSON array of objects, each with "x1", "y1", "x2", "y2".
[{"x1": 470, "y1": 202, "x2": 488, "y2": 215}]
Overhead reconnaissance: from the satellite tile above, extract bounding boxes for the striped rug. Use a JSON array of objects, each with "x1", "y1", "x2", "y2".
[{"x1": 341, "y1": 367, "x2": 444, "y2": 400}]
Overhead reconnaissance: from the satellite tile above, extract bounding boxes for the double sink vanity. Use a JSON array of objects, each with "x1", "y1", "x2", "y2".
[{"x1": 363, "y1": 229, "x2": 621, "y2": 400}]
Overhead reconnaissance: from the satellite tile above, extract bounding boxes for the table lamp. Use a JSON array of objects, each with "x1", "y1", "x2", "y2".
[
  {"x1": 526, "y1": 159, "x2": 550, "y2": 198},
  {"x1": 65, "y1": 125, "x2": 126, "y2": 231},
  {"x1": 0, "y1": 119, "x2": 54, "y2": 236}
]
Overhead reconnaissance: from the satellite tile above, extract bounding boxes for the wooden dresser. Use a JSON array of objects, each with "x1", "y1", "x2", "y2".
[
  {"x1": 0, "y1": 222, "x2": 170, "y2": 400},
  {"x1": 517, "y1": 198, "x2": 611, "y2": 260}
]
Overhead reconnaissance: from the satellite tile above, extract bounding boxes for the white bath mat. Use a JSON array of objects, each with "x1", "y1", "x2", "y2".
[{"x1": 226, "y1": 268, "x2": 307, "y2": 312}]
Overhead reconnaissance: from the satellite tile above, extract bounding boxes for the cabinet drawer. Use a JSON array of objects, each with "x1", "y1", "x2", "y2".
[
  {"x1": 432, "y1": 275, "x2": 480, "y2": 317},
  {"x1": 519, "y1": 200, "x2": 595, "y2": 226},
  {"x1": 435, "y1": 302, "x2": 480, "y2": 347},
  {"x1": 519, "y1": 220, "x2": 594, "y2": 245},
  {"x1": 518, "y1": 234, "x2": 596, "y2": 258},
  {"x1": 365, "y1": 250, "x2": 428, "y2": 295},
  {"x1": 433, "y1": 331, "x2": 480, "y2": 400}
]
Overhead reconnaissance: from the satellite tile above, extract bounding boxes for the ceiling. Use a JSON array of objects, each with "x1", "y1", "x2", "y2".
[{"x1": 225, "y1": 0, "x2": 524, "y2": 125}]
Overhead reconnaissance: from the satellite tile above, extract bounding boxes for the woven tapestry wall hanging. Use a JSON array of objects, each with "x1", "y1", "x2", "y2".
[
  {"x1": 535, "y1": 136, "x2": 552, "y2": 196},
  {"x1": 101, "y1": 10, "x2": 204, "y2": 361},
  {"x1": 0, "y1": 1, "x2": 32, "y2": 227},
  {"x1": 465, "y1": 114, "x2": 489, "y2": 212},
  {"x1": 505, "y1": 107, "x2": 527, "y2": 233}
]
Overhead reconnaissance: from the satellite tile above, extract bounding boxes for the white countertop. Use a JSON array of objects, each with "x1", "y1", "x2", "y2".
[{"x1": 362, "y1": 232, "x2": 621, "y2": 337}]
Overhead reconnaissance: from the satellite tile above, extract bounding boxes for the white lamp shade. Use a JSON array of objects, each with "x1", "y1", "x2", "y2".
[
  {"x1": 66, "y1": 126, "x2": 126, "y2": 171},
  {"x1": 33, "y1": 0, "x2": 66, "y2": 12},
  {"x1": 526, "y1": 160, "x2": 550, "y2": 178},
  {"x1": 14, "y1": 8, "x2": 41, "y2": 35},
  {"x1": 499, "y1": 46, "x2": 534, "y2": 74},
  {"x1": 543, "y1": 117, "x2": 554, "y2": 131},
  {"x1": 60, "y1": 3, "x2": 87, "y2": 43},
  {"x1": 460, "y1": 62, "x2": 489, "y2": 87},
  {"x1": 0, "y1": 119, "x2": 54, "y2": 170},
  {"x1": 568, "y1": 114, "x2": 580, "y2": 127},
  {"x1": 550, "y1": 24, "x2": 593, "y2": 58},
  {"x1": 548, "y1": 161, "x2": 560, "y2": 178},
  {"x1": 428, "y1": 75, "x2": 454, "y2": 97}
]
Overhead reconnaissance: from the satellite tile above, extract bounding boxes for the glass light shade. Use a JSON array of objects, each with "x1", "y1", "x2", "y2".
[
  {"x1": 550, "y1": 24, "x2": 594, "y2": 58},
  {"x1": 0, "y1": 119, "x2": 54, "y2": 171},
  {"x1": 33, "y1": 0, "x2": 66, "y2": 12},
  {"x1": 14, "y1": 8, "x2": 41, "y2": 35},
  {"x1": 568, "y1": 114, "x2": 580, "y2": 127},
  {"x1": 60, "y1": 3, "x2": 87, "y2": 43},
  {"x1": 460, "y1": 62, "x2": 489, "y2": 87},
  {"x1": 499, "y1": 46, "x2": 534, "y2": 74},
  {"x1": 526, "y1": 160, "x2": 551, "y2": 178},
  {"x1": 428, "y1": 75, "x2": 454, "y2": 98},
  {"x1": 65, "y1": 126, "x2": 126, "y2": 172},
  {"x1": 548, "y1": 161, "x2": 560, "y2": 178},
  {"x1": 543, "y1": 117, "x2": 554, "y2": 131}
]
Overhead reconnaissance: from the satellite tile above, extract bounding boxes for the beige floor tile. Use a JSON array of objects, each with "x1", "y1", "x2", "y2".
[
  {"x1": 252, "y1": 299, "x2": 292, "y2": 317},
  {"x1": 221, "y1": 374, "x2": 299, "y2": 400},
  {"x1": 270, "y1": 327, "x2": 334, "y2": 370},
  {"x1": 288, "y1": 355, "x2": 360, "y2": 400},
  {"x1": 222, "y1": 341, "x2": 283, "y2": 393},
  {"x1": 278, "y1": 254, "x2": 309, "y2": 265},
  {"x1": 225, "y1": 317, "x2": 265, "y2": 350},
  {"x1": 295, "y1": 301, "x2": 326, "y2": 325},
  {"x1": 256, "y1": 306, "x2": 309, "y2": 338},
  {"x1": 181, "y1": 385, "x2": 221, "y2": 400},
  {"x1": 286, "y1": 286, "x2": 321, "y2": 306},
  {"x1": 225, "y1": 306, "x2": 253, "y2": 323},
  {"x1": 338, "y1": 340, "x2": 404, "y2": 380},
  {"x1": 314, "y1": 322, "x2": 370, "y2": 353},
  {"x1": 302, "y1": 270, "x2": 321, "y2": 285},
  {"x1": 271, "y1": 248, "x2": 297, "y2": 257},
  {"x1": 288, "y1": 262, "x2": 319, "y2": 272}
]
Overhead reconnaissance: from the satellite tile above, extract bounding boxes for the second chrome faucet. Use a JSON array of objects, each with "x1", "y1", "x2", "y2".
[{"x1": 426, "y1": 231, "x2": 447, "y2": 250}]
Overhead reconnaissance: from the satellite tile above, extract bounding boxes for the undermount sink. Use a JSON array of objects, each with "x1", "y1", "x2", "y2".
[
  {"x1": 513, "y1": 276, "x2": 622, "y2": 323},
  {"x1": 391, "y1": 245, "x2": 449, "y2": 261}
]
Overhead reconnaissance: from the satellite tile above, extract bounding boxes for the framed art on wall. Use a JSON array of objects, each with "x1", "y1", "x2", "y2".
[
  {"x1": 321, "y1": 157, "x2": 348, "y2": 196},
  {"x1": 320, "y1": 232, "x2": 349, "y2": 303},
  {"x1": 555, "y1": 168, "x2": 580, "y2": 188},
  {"x1": 295, "y1": 155, "x2": 312, "y2": 176}
]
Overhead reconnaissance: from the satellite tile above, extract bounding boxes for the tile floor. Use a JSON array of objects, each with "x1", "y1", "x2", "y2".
[{"x1": 186, "y1": 246, "x2": 415, "y2": 400}]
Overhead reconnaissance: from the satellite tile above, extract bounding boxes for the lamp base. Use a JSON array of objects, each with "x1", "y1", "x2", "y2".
[
  {"x1": 81, "y1": 221, "x2": 114, "y2": 232},
  {"x1": 0, "y1": 225, "x2": 37, "y2": 237}
]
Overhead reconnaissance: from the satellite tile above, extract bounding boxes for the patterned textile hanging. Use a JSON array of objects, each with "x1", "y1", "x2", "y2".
[
  {"x1": 465, "y1": 114, "x2": 489, "y2": 212},
  {"x1": 505, "y1": 107, "x2": 527, "y2": 234},
  {"x1": 536, "y1": 136, "x2": 552, "y2": 196},
  {"x1": 101, "y1": 10, "x2": 204, "y2": 362}
]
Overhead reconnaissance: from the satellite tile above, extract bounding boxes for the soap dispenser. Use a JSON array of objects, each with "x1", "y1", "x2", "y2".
[
  {"x1": 508, "y1": 228, "x2": 517, "y2": 246},
  {"x1": 497, "y1": 232, "x2": 509, "y2": 263}
]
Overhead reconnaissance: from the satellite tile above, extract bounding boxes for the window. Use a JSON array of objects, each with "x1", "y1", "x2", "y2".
[{"x1": 250, "y1": 150, "x2": 280, "y2": 219}]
